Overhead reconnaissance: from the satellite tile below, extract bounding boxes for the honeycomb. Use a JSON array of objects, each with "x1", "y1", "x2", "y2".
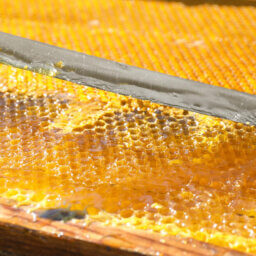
[
  {"x1": 1, "y1": 0, "x2": 256, "y2": 95},
  {"x1": 0, "y1": 64, "x2": 256, "y2": 253}
]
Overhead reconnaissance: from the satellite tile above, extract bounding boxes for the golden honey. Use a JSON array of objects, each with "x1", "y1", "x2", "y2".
[
  {"x1": 1, "y1": 0, "x2": 256, "y2": 95},
  {"x1": 0, "y1": 64, "x2": 256, "y2": 253}
]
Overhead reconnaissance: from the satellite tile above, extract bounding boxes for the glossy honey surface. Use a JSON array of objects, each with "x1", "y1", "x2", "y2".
[
  {"x1": 1, "y1": 0, "x2": 256, "y2": 253},
  {"x1": 0, "y1": 64, "x2": 256, "y2": 253}
]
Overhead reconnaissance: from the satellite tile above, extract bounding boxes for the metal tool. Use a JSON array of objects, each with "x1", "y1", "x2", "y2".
[{"x1": 0, "y1": 32, "x2": 255, "y2": 125}]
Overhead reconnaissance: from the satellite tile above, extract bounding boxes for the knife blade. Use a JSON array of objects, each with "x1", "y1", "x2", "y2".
[{"x1": 0, "y1": 32, "x2": 255, "y2": 125}]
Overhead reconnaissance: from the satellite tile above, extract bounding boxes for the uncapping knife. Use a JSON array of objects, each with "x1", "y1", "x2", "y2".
[{"x1": 0, "y1": 32, "x2": 255, "y2": 125}]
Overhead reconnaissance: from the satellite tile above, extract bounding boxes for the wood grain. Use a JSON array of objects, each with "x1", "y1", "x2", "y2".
[{"x1": 0, "y1": 203, "x2": 250, "y2": 256}]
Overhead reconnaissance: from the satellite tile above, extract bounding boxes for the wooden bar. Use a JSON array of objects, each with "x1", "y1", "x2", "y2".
[{"x1": 0, "y1": 203, "x2": 250, "y2": 256}]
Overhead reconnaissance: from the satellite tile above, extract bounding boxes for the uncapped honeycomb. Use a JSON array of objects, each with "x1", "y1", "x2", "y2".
[
  {"x1": 1, "y1": 0, "x2": 256, "y2": 253},
  {"x1": 0, "y1": 64, "x2": 256, "y2": 253},
  {"x1": 1, "y1": 0, "x2": 256, "y2": 95}
]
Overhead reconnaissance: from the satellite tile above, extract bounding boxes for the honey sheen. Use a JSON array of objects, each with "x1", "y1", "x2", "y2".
[{"x1": 0, "y1": 64, "x2": 256, "y2": 253}]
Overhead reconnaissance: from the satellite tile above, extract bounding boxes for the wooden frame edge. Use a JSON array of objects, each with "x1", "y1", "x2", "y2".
[{"x1": 0, "y1": 203, "x2": 250, "y2": 256}]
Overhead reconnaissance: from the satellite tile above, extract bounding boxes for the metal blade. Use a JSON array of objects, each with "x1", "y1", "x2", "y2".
[{"x1": 0, "y1": 32, "x2": 255, "y2": 125}]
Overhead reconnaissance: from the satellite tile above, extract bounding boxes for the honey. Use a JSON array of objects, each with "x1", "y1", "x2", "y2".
[{"x1": 0, "y1": 64, "x2": 256, "y2": 253}]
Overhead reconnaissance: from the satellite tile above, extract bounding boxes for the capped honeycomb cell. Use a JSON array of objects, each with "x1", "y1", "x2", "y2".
[{"x1": 0, "y1": 64, "x2": 256, "y2": 253}]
